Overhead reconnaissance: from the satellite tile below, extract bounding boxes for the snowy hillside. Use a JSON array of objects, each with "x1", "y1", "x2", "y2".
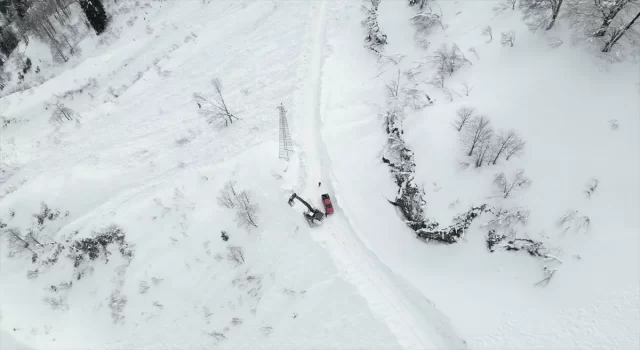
[{"x1": 1, "y1": 0, "x2": 639, "y2": 349}]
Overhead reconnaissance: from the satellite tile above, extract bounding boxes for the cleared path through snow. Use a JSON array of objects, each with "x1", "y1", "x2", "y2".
[{"x1": 292, "y1": 0, "x2": 465, "y2": 348}]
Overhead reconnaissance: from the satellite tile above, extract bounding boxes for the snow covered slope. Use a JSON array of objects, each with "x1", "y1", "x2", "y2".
[
  {"x1": 0, "y1": 0, "x2": 462, "y2": 349},
  {"x1": 2, "y1": 0, "x2": 638, "y2": 349},
  {"x1": 319, "y1": 0, "x2": 640, "y2": 349}
]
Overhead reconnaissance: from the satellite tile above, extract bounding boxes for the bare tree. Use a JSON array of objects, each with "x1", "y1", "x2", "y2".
[
  {"x1": 217, "y1": 181, "x2": 238, "y2": 208},
  {"x1": 27, "y1": 269, "x2": 39, "y2": 279},
  {"x1": 42, "y1": 296, "x2": 69, "y2": 310},
  {"x1": 386, "y1": 70, "x2": 401, "y2": 98},
  {"x1": 473, "y1": 136, "x2": 494, "y2": 168},
  {"x1": 584, "y1": 177, "x2": 599, "y2": 198},
  {"x1": 4, "y1": 227, "x2": 36, "y2": 254},
  {"x1": 468, "y1": 47, "x2": 479, "y2": 60},
  {"x1": 234, "y1": 190, "x2": 259, "y2": 229},
  {"x1": 0, "y1": 71, "x2": 10, "y2": 90},
  {"x1": 462, "y1": 115, "x2": 493, "y2": 156},
  {"x1": 378, "y1": 53, "x2": 405, "y2": 65},
  {"x1": 535, "y1": 266, "x2": 558, "y2": 287},
  {"x1": 556, "y1": 210, "x2": 591, "y2": 234},
  {"x1": 48, "y1": 101, "x2": 76, "y2": 123},
  {"x1": 504, "y1": 134, "x2": 526, "y2": 160},
  {"x1": 501, "y1": 30, "x2": 516, "y2": 46},
  {"x1": 194, "y1": 78, "x2": 238, "y2": 127},
  {"x1": 428, "y1": 74, "x2": 444, "y2": 88},
  {"x1": 411, "y1": 11, "x2": 444, "y2": 34},
  {"x1": 453, "y1": 107, "x2": 475, "y2": 131},
  {"x1": 139, "y1": 280, "x2": 150, "y2": 294},
  {"x1": 403, "y1": 67, "x2": 420, "y2": 81},
  {"x1": 428, "y1": 43, "x2": 471, "y2": 77},
  {"x1": 596, "y1": 0, "x2": 637, "y2": 36},
  {"x1": 493, "y1": 169, "x2": 532, "y2": 198},
  {"x1": 482, "y1": 25, "x2": 493, "y2": 42},
  {"x1": 519, "y1": 0, "x2": 565, "y2": 31},
  {"x1": 494, "y1": 0, "x2": 518, "y2": 12},
  {"x1": 24, "y1": 228, "x2": 48, "y2": 248},
  {"x1": 441, "y1": 87, "x2": 454, "y2": 102},
  {"x1": 602, "y1": 9, "x2": 640, "y2": 52},
  {"x1": 489, "y1": 129, "x2": 523, "y2": 165},
  {"x1": 565, "y1": 0, "x2": 637, "y2": 37},
  {"x1": 226, "y1": 246, "x2": 245, "y2": 266},
  {"x1": 460, "y1": 81, "x2": 473, "y2": 96},
  {"x1": 401, "y1": 84, "x2": 430, "y2": 110},
  {"x1": 204, "y1": 330, "x2": 226, "y2": 342}
]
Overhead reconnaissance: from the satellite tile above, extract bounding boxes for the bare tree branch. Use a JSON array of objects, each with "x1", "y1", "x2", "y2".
[
  {"x1": 482, "y1": 25, "x2": 493, "y2": 42},
  {"x1": 493, "y1": 170, "x2": 532, "y2": 198},
  {"x1": 194, "y1": 78, "x2": 239, "y2": 127},
  {"x1": 501, "y1": 30, "x2": 516, "y2": 47},
  {"x1": 226, "y1": 246, "x2": 245, "y2": 266},
  {"x1": 460, "y1": 81, "x2": 474, "y2": 96},
  {"x1": 490, "y1": 129, "x2": 523, "y2": 165},
  {"x1": 453, "y1": 107, "x2": 475, "y2": 131},
  {"x1": 462, "y1": 115, "x2": 493, "y2": 156},
  {"x1": 602, "y1": 9, "x2": 640, "y2": 52},
  {"x1": 519, "y1": 0, "x2": 565, "y2": 31},
  {"x1": 504, "y1": 134, "x2": 526, "y2": 161},
  {"x1": 217, "y1": 181, "x2": 238, "y2": 209},
  {"x1": 234, "y1": 190, "x2": 259, "y2": 229},
  {"x1": 386, "y1": 70, "x2": 401, "y2": 98},
  {"x1": 428, "y1": 43, "x2": 471, "y2": 76}
]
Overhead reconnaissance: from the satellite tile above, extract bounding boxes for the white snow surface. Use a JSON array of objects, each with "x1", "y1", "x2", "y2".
[{"x1": 1, "y1": 0, "x2": 639, "y2": 349}]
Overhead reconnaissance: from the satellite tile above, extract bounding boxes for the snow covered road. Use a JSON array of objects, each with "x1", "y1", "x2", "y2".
[{"x1": 290, "y1": 1, "x2": 465, "y2": 348}]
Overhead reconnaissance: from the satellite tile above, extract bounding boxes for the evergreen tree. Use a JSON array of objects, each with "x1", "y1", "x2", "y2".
[
  {"x1": 0, "y1": 26, "x2": 18, "y2": 56},
  {"x1": 11, "y1": 0, "x2": 29, "y2": 19},
  {"x1": 79, "y1": 0, "x2": 107, "y2": 35},
  {"x1": 0, "y1": 1, "x2": 10, "y2": 18}
]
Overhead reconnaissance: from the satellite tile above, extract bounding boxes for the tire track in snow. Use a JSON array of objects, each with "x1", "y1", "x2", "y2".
[{"x1": 296, "y1": 1, "x2": 462, "y2": 349}]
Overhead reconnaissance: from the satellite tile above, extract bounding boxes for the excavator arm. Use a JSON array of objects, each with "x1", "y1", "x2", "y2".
[
  {"x1": 288, "y1": 193, "x2": 325, "y2": 226},
  {"x1": 288, "y1": 194, "x2": 314, "y2": 212}
]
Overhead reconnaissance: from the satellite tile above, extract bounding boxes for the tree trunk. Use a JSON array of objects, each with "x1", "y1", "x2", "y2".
[
  {"x1": 491, "y1": 145, "x2": 508, "y2": 165},
  {"x1": 44, "y1": 29, "x2": 67, "y2": 62},
  {"x1": 594, "y1": 17, "x2": 614, "y2": 36},
  {"x1": 467, "y1": 143, "x2": 477, "y2": 157},
  {"x1": 545, "y1": 0, "x2": 564, "y2": 30},
  {"x1": 602, "y1": 10, "x2": 640, "y2": 52},
  {"x1": 593, "y1": 1, "x2": 629, "y2": 37}
]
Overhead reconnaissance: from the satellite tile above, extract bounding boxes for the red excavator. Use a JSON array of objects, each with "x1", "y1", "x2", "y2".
[{"x1": 288, "y1": 193, "x2": 334, "y2": 226}]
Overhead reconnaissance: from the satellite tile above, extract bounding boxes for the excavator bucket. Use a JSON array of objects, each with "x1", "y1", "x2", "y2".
[{"x1": 287, "y1": 194, "x2": 296, "y2": 207}]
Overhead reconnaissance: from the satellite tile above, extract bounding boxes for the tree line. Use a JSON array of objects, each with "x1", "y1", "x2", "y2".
[
  {"x1": 409, "y1": 0, "x2": 640, "y2": 53},
  {"x1": 0, "y1": 0, "x2": 108, "y2": 67},
  {"x1": 518, "y1": 0, "x2": 639, "y2": 52}
]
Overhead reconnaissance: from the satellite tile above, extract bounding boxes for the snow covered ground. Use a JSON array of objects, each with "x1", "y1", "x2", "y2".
[{"x1": 1, "y1": 0, "x2": 639, "y2": 349}]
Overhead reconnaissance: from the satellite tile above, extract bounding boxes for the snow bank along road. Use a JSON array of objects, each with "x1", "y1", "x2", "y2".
[{"x1": 291, "y1": 1, "x2": 465, "y2": 348}]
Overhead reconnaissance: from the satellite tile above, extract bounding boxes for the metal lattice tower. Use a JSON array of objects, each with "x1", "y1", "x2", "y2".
[{"x1": 278, "y1": 104, "x2": 294, "y2": 160}]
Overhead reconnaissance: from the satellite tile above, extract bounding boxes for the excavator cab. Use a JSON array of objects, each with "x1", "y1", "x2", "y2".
[{"x1": 288, "y1": 193, "x2": 325, "y2": 226}]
